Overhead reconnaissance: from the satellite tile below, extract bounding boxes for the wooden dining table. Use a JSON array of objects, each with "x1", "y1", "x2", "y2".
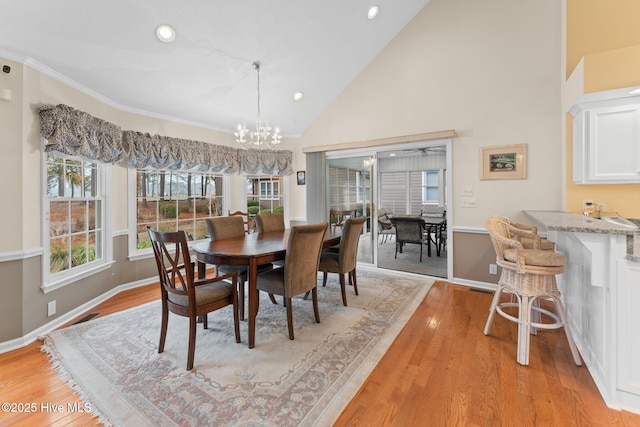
[{"x1": 193, "y1": 227, "x2": 342, "y2": 348}]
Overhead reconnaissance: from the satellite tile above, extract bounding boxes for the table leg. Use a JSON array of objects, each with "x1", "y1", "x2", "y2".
[
  {"x1": 248, "y1": 258, "x2": 258, "y2": 348},
  {"x1": 197, "y1": 260, "x2": 206, "y2": 280}
]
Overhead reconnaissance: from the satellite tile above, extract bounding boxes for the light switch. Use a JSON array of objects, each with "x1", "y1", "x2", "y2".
[
  {"x1": 0, "y1": 88, "x2": 11, "y2": 101},
  {"x1": 461, "y1": 197, "x2": 477, "y2": 208},
  {"x1": 462, "y1": 186, "x2": 473, "y2": 196}
]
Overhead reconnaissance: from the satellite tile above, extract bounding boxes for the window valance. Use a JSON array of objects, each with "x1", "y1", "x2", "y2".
[
  {"x1": 36, "y1": 104, "x2": 293, "y2": 176},
  {"x1": 36, "y1": 104, "x2": 124, "y2": 163},
  {"x1": 122, "y1": 131, "x2": 238, "y2": 173}
]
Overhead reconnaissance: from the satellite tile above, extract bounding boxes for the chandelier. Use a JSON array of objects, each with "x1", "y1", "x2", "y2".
[{"x1": 235, "y1": 61, "x2": 282, "y2": 150}]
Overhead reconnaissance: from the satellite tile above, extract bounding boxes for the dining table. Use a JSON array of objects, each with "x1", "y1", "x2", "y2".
[{"x1": 193, "y1": 227, "x2": 342, "y2": 348}]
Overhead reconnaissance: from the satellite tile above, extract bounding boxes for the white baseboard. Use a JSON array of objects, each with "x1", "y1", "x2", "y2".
[{"x1": 0, "y1": 277, "x2": 158, "y2": 354}]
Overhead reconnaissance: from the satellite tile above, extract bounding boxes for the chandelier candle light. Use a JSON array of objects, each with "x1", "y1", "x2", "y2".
[{"x1": 235, "y1": 61, "x2": 282, "y2": 150}]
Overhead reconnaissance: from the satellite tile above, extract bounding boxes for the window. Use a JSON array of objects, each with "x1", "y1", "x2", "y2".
[
  {"x1": 246, "y1": 175, "x2": 283, "y2": 214},
  {"x1": 422, "y1": 171, "x2": 439, "y2": 204},
  {"x1": 134, "y1": 170, "x2": 224, "y2": 250},
  {"x1": 44, "y1": 153, "x2": 111, "y2": 290}
]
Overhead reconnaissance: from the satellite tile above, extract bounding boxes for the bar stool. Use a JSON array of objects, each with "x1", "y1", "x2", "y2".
[
  {"x1": 493, "y1": 215, "x2": 555, "y2": 250},
  {"x1": 483, "y1": 215, "x2": 582, "y2": 366}
]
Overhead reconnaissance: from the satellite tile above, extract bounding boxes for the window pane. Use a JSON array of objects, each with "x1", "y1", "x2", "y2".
[
  {"x1": 138, "y1": 199, "x2": 158, "y2": 223},
  {"x1": 195, "y1": 219, "x2": 208, "y2": 240},
  {"x1": 50, "y1": 201, "x2": 69, "y2": 236},
  {"x1": 47, "y1": 157, "x2": 64, "y2": 197},
  {"x1": 71, "y1": 234, "x2": 87, "y2": 267},
  {"x1": 426, "y1": 171, "x2": 438, "y2": 186},
  {"x1": 71, "y1": 201, "x2": 87, "y2": 233},
  {"x1": 66, "y1": 163, "x2": 83, "y2": 198},
  {"x1": 178, "y1": 221, "x2": 195, "y2": 240},
  {"x1": 50, "y1": 236, "x2": 69, "y2": 274}
]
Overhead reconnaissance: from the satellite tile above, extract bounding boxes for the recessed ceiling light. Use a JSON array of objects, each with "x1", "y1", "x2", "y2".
[
  {"x1": 155, "y1": 25, "x2": 176, "y2": 43},
  {"x1": 367, "y1": 5, "x2": 380, "y2": 20},
  {"x1": 293, "y1": 91, "x2": 304, "y2": 101},
  {"x1": 389, "y1": 153, "x2": 396, "y2": 157}
]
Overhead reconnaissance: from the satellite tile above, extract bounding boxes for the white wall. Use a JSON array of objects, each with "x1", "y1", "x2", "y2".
[{"x1": 294, "y1": 0, "x2": 563, "y2": 228}]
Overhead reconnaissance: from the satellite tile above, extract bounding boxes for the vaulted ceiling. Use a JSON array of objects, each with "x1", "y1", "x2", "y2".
[{"x1": 0, "y1": 0, "x2": 429, "y2": 137}]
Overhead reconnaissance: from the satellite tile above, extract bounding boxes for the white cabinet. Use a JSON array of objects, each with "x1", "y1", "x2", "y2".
[{"x1": 571, "y1": 99, "x2": 640, "y2": 184}]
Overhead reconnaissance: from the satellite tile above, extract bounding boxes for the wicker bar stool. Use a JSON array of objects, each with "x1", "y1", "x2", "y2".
[
  {"x1": 493, "y1": 215, "x2": 555, "y2": 250},
  {"x1": 483, "y1": 215, "x2": 582, "y2": 366}
]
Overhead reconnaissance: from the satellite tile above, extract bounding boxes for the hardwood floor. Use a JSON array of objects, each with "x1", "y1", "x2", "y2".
[{"x1": 1, "y1": 281, "x2": 638, "y2": 426}]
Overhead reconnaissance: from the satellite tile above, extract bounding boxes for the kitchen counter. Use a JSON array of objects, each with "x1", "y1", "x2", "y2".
[
  {"x1": 524, "y1": 210, "x2": 640, "y2": 263},
  {"x1": 523, "y1": 210, "x2": 640, "y2": 415}
]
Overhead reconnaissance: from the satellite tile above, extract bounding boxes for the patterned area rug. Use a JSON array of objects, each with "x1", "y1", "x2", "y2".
[{"x1": 42, "y1": 269, "x2": 434, "y2": 426}]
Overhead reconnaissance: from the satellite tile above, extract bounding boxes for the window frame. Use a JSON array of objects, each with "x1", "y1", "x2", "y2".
[
  {"x1": 41, "y1": 149, "x2": 113, "y2": 293},
  {"x1": 127, "y1": 168, "x2": 228, "y2": 260}
]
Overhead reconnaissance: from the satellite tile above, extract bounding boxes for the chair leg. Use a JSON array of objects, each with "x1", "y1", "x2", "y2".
[
  {"x1": 339, "y1": 274, "x2": 348, "y2": 306},
  {"x1": 187, "y1": 315, "x2": 197, "y2": 370},
  {"x1": 286, "y1": 297, "x2": 294, "y2": 340},
  {"x1": 203, "y1": 313, "x2": 208, "y2": 329},
  {"x1": 158, "y1": 303, "x2": 169, "y2": 353},
  {"x1": 322, "y1": 271, "x2": 328, "y2": 287},
  {"x1": 351, "y1": 269, "x2": 359, "y2": 295},
  {"x1": 238, "y1": 281, "x2": 245, "y2": 321},
  {"x1": 517, "y1": 296, "x2": 532, "y2": 365},
  {"x1": 312, "y1": 287, "x2": 320, "y2": 323},
  {"x1": 269, "y1": 293, "x2": 278, "y2": 305},
  {"x1": 232, "y1": 288, "x2": 241, "y2": 343},
  {"x1": 483, "y1": 284, "x2": 504, "y2": 335},
  {"x1": 550, "y1": 295, "x2": 582, "y2": 366}
]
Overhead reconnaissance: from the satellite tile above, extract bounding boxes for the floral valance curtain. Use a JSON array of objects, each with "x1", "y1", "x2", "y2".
[
  {"x1": 37, "y1": 104, "x2": 124, "y2": 163},
  {"x1": 36, "y1": 104, "x2": 293, "y2": 176},
  {"x1": 122, "y1": 131, "x2": 239, "y2": 173}
]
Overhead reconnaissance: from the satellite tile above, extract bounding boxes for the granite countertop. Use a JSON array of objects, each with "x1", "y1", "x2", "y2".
[{"x1": 524, "y1": 210, "x2": 640, "y2": 262}]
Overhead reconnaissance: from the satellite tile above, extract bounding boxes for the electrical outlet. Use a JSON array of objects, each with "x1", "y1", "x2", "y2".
[
  {"x1": 47, "y1": 300, "x2": 56, "y2": 317},
  {"x1": 489, "y1": 264, "x2": 497, "y2": 275}
]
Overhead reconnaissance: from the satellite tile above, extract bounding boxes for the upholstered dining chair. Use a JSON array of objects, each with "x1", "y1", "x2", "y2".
[
  {"x1": 228, "y1": 210, "x2": 252, "y2": 234},
  {"x1": 255, "y1": 212, "x2": 285, "y2": 233},
  {"x1": 483, "y1": 215, "x2": 581, "y2": 366},
  {"x1": 318, "y1": 216, "x2": 367, "y2": 306},
  {"x1": 493, "y1": 215, "x2": 554, "y2": 250},
  {"x1": 256, "y1": 222, "x2": 329, "y2": 340},
  {"x1": 255, "y1": 212, "x2": 286, "y2": 269},
  {"x1": 147, "y1": 227, "x2": 240, "y2": 371},
  {"x1": 206, "y1": 216, "x2": 273, "y2": 320}
]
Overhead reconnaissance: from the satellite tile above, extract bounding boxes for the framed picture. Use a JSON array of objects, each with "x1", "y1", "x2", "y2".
[
  {"x1": 480, "y1": 144, "x2": 528, "y2": 180},
  {"x1": 297, "y1": 171, "x2": 306, "y2": 185}
]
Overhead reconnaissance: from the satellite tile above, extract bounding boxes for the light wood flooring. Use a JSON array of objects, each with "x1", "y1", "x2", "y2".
[{"x1": 1, "y1": 281, "x2": 639, "y2": 426}]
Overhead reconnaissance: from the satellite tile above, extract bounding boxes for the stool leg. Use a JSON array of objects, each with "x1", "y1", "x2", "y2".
[
  {"x1": 484, "y1": 284, "x2": 504, "y2": 335},
  {"x1": 517, "y1": 295, "x2": 532, "y2": 365},
  {"x1": 551, "y1": 295, "x2": 582, "y2": 366}
]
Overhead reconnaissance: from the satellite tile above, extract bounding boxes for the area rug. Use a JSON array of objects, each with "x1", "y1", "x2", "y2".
[{"x1": 41, "y1": 269, "x2": 434, "y2": 427}]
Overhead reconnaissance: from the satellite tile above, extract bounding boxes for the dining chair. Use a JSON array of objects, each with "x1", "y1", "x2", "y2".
[
  {"x1": 318, "y1": 216, "x2": 368, "y2": 306},
  {"x1": 329, "y1": 208, "x2": 356, "y2": 230},
  {"x1": 206, "y1": 216, "x2": 273, "y2": 320},
  {"x1": 228, "y1": 210, "x2": 252, "y2": 234},
  {"x1": 255, "y1": 212, "x2": 285, "y2": 233},
  {"x1": 483, "y1": 216, "x2": 581, "y2": 366},
  {"x1": 256, "y1": 222, "x2": 329, "y2": 340},
  {"x1": 391, "y1": 216, "x2": 427, "y2": 262},
  {"x1": 147, "y1": 227, "x2": 240, "y2": 371}
]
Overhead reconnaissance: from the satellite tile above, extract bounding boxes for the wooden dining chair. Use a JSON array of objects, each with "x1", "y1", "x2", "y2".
[
  {"x1": 147, "y1": 227, "x2": 240, "y2": 370},
  {"x1": 329, "y1": 208, "x2": 356, "y2": 230},
  {"x1": 228, "y1": 210, "x2": 252, "y2": 233},
  {"x1": 318, "y1": 216, "x2": 368, "y2": 306},
  {"x1": 256, "y1": 222, "x2": 329, "y2": 340},
  {"x1": 206, "y1": 216, "x2": 273, "y2": 320}
]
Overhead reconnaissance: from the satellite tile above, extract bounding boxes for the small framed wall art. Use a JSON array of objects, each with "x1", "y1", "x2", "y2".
[
  {"x1": 480, "y1": 143, "x2": 528, "y2": 180},
  {"x1": 297, "y1": 171, "x2": 306, "y2": 185}
]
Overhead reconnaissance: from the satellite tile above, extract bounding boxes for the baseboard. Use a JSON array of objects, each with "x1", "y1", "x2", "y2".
[{"x1": 0, "y1": 277, "x2": 158, "y2": 354}]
